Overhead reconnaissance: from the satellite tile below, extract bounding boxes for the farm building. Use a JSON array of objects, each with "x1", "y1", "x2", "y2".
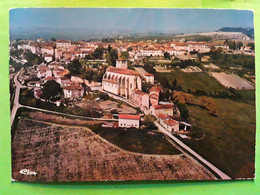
[{"x1": 118, "y1": 114, "x2": 141, "y2": 129}]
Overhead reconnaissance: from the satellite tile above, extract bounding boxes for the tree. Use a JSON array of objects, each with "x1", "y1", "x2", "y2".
[
  {"x1": 41, "y1": 80, "x2": 63, "y2": 101},
  {"x1": 92, "y1": 46, "x2": 105, "y2": 59},
  {"x1": 143, "y1": 114, "x2": 157, "y2": 130},
  {"x1": 237, "y1": 42, "x2": 243, "y2": 50},
  {"x1": 120, "y1": 51, "x2": 129, "y2": 60},
  {"x1": 177, "y1": 103, "x2": 189, "y2": 119},
  {"x1": 24, "y1": 52, "x2": 43, "y2": 64},
  {"x1": 67, "y1": 59, "x2": 82, "y2": 75},
  {"x1": 173, "y1": 91, "x2": 195, "y2": 104},
  {"x1": 84, "y1": 68, "x2": 95, "y2": 82},
  {"x1": 127, "y1": 47, "x2": 133, "y2": 52},
  {"x1": 143, "y1": 59, "x2": 156, "y2": 74},
  {"x1": 200, "y1": 96, "x2": 217, "y2": 115},
  {"x1": 164, "y1": 52, "x2": 171, "y2": 60},
  {"x1": 105, "y1": 48, "x2": 118, "y2": 66},
  {"x1": 247, "y1": 42, "x2": 255, "y2": 50},
  {"x1": 142, "y1": 82, "x2": 153, "y2": 93},
  {"x1": 51, "y1": 37, "x2": 56, "y2": 42}
]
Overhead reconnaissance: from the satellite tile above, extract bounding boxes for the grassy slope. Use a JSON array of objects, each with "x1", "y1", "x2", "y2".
[
  {"x1": 91, "y1": 127, "x2": 181, "y2": 155},
  {"x1": 155, "y1": 69, "x2": 226, "y2": 93},
  {"x1": 185, "y1": 98, "x2": 256, "y2": 178}
]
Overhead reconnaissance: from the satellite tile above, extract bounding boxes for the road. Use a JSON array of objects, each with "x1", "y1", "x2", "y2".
[
  {"x1": 10, "y1": 70, "x2": 25, "y2": 126},
  {"x1": 155, "y1": 121, "x2": 231, "y2": 180}
]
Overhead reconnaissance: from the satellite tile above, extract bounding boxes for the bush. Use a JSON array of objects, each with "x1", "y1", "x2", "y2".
[{"x1": 177, "y1": 103, "x2": 189, "y2": 119}]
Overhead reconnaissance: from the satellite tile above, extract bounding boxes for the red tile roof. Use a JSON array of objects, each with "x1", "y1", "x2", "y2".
[
  {"x1": 56, "y1": 40, "x2": 71, "y2": 43},
  {"x1": 149, "y1": 86, "x2": 161, "y2": 92},
  {"x1": 106, "y1": 66, "x2": 139, "y2": 75},
  {"x1": 153, "y1": 104, "x2": 173, "y2": 110},
  {"x1": 164, "y1": 118, "x2": 179, "y2": 126},
  {"x1": 158, "y1": 113, "x2": 170, "y2": 120},
  {"x1": 118, "y1": 114, "x2": 141, "y2": 120},
  {"x1": 133, "y1": 89, "x2": 146, "y2": 96},
  {"x1": 145, "y1": 73, "x2": 154, "y2": 76},
  {"x1": 58, "y1": 76, "x2": 69, "y2": 80}
]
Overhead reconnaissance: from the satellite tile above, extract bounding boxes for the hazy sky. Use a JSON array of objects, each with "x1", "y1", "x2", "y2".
[{"x1": 9, "y1": 8, "x2": 254, "y2": 39}]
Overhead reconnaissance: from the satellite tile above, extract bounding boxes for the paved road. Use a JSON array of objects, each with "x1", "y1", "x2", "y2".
[
  {"x1": 155, "y1": 121, "x2": 231, "y2": 180},
  {"x1": 10, "y1": 70, "x2": 24, "y2": 126}
]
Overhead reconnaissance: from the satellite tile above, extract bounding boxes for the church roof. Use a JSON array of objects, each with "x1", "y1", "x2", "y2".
[{"x1": 106, "y1": 66, "x2": 139, "y2": 75}]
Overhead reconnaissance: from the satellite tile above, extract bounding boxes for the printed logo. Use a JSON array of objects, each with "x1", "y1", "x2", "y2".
[{"x1": 19, "y1": 169, "x2": 37, "y2": 176}]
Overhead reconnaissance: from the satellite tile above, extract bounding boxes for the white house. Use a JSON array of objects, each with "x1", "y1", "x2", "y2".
[
  {"x1": 63, "y1": 86, "x2": 84, "y2": 99},
  {"x1": 118, "y1": 114, "x2": 141, "y2": 129},
  {"x1": 158, "y1": 113, "x2": 179, "y2": 132},
  {"x1": 150, "y1": 104, "x2": 174, "y2": 116},
  {"x1": 144, "y1": 73, "x2": 154, "y2": 84},
  {"x1": 140, "y1": 49, "x2": 163, "y2": 57},
  {"x1": 44, "y1": 54, "x2": 53, "y2": 63},
  {"x1": 56, "y1": 40, "x2": 72, "y2": 48}
]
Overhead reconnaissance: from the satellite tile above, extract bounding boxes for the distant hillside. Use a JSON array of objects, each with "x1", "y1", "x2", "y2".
[{"x1": 218, "y1": 27, "x2": 254, "y2": 38}]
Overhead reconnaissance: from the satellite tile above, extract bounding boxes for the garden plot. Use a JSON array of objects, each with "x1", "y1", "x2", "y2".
[
  {"x1": 181, "y1": 66, "x2": 202, "y2": 72},
  {"x1": 98, "y1": 100, "x2": 137, "y2": 114},
  {"x1": 210, "y1": 72, "x2": 254, "y2": 90}
]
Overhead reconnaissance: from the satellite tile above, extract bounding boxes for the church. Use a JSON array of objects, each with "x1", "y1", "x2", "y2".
[{"x1": 102, "y1": 59, "x2": 142, "y2": 99}]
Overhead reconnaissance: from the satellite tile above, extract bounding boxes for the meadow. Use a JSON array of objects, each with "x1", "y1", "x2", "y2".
[{"x1": 184, "y1": 97, "x2": 256, "y2": 178}]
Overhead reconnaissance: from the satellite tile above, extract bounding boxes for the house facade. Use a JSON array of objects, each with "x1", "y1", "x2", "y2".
[{"x1": 118, "y1": 114, "x2": 141, "y2": 129}]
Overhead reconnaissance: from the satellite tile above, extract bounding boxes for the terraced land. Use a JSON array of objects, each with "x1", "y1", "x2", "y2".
[{"x1": 12, "y1": 116, "x2": 215, "y2": 182}]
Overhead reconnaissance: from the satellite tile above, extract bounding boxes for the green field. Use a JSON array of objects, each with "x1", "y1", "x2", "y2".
[
  {"x1": 90, "y1": 126, "x2": 181, "y2": 155},
  {"x1": 184, "y1": 98, "x2": 256, "y2": 178},
  {"x1": 155, "y1": 69, "x2": 226, "y2": 93},
  {"x1": 238, "y1": 89, "x2": 255, "y2": 104}
]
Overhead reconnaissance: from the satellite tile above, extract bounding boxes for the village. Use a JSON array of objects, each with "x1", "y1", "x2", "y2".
[{"x1": 9, "y1": 33, "x2": 255, "y2": 139}]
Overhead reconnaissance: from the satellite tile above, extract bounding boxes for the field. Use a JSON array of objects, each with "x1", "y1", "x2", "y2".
[
  {"x1": 210, "y1": 72, "x2": 254, "y2": 90},
  {"x1": 155, "y1": 69, "x2": 226, "y2": 93},
  {"x1": 90, "y1": 126, "x2": 181, "y2": 155},
  {"x1": 11, "y1": 116, "x2": 215, "y2": 182},
  {"x1": 184, "y1": 98, "x2": 256, "y2": 178},
  {"x1": 239, "y1": 89, "x2": 255, "y2": 104}
]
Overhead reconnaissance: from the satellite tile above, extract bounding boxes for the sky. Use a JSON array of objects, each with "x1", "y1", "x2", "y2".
[{"x1": 9, "y1": 8, "x2": 254, "y2": 40}]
